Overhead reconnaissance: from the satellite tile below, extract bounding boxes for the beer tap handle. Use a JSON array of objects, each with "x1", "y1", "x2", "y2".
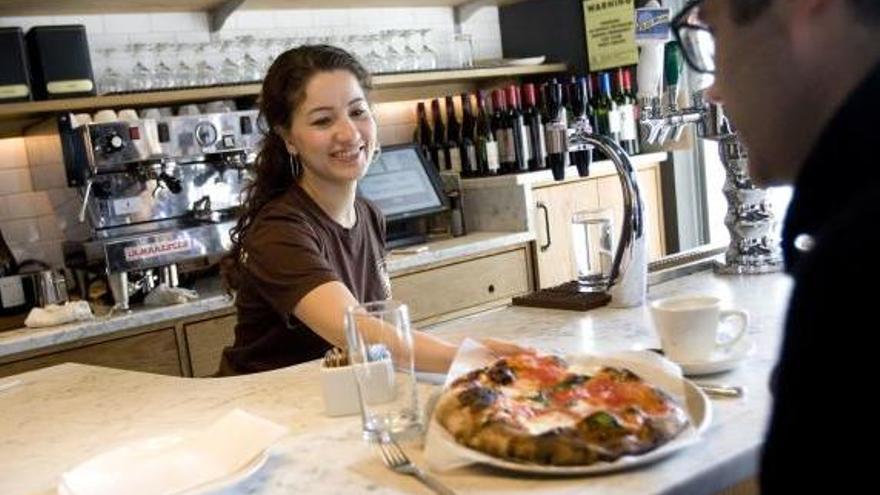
[{"x1": 78, "y1": 179, "x2": 93, "y2": 223}]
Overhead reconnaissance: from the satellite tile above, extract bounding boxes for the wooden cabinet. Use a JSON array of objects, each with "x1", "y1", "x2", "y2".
[
  {"x1": 596, "y1": 167, "x2": 666, "y2": 263},
  {"x1": 392, "y1": 246, "x2": 533, "y2": 325},
  {"x1": 0, "y1": 328, "x2": 181, "y2": 378},
  {"x1": 532, "y1": 163, "x2": 666, "y2": 289},
  {"x1": 532, "y1": 180, "x2": 600, "y2": 288},
  {"x1": 183, "y1": 314, "x2": 237, "y2": 377}
]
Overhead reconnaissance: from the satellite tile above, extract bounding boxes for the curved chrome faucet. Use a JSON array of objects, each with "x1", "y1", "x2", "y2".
[{"x1": 568, "y1": 132, "x2": 648, "y2": 307}]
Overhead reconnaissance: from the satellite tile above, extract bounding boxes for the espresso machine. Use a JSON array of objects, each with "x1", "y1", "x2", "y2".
[{"x1": 59, "y1": 107, "x2": 261, "y2": 309}]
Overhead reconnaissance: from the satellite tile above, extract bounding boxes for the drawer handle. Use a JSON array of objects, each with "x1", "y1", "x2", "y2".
[
  {"x1": 488, "y1": 284, "x2": 495, "y2": 294},
  {"x1": 537, "y1": 201, "x2": 551, "y2": 252}
]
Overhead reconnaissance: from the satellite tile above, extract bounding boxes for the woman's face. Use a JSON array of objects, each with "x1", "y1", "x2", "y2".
[{"x1": 283, "y1": 70, "x2": 377, "y2": 184}]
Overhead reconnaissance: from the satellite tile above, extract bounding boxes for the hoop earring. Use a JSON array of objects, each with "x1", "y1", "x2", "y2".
[
  {"x1": 289, "y1": 153, "x2": 299, "y2": 177},
  {"x1": 370, "y1": 143, "x2": 382, "y2": 165}
]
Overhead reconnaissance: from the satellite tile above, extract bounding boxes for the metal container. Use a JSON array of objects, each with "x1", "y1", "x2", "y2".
[{"x1": 0, "y1": 269, "x2": 68, "y2": 315}]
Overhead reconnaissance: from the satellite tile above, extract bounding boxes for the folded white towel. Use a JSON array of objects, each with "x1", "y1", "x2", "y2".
[
  {"x1": 59, "y1": 409, "x2": 288, "y2": 495},
  {"x1": 24, "y1": 301, "x2": 94, "y2": 328},
  {"x1": 144, "y1": 284, "x2": 199, "y2": 307}
]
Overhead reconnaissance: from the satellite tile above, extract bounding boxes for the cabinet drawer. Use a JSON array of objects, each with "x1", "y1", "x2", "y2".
[
  {"x1": 0, "y1": 328, "x2": 181, "y2": 378},
  {"x1": 391, "y1": 248, "x2": 530, "y2": 322},
  {"x1": 184, "y1": 314, "x2": 237, "y2": 377}
]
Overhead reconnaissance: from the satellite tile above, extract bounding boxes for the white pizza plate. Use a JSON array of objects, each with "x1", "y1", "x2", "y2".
[
  {"x1": 428, "y1": 379, "x2": 711, "y2": 476},
  {"x1": 675, "y1": 335, "x2": 757, "y2": 377},
  {"x1": 58, "y1": 435, "x2": 269, "y2": 495}
]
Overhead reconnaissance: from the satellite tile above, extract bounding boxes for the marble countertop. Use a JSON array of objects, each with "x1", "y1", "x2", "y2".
[
  {"x1": 0, "y1": 231, "x2": 533, "y2": 361},
  {"x1": 0, "y1": 268, "x2": 792, "y2": 495}
]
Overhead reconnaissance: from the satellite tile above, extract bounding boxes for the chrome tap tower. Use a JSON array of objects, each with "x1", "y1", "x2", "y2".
[{"x1": 639, "y1": 92, "x2": 783, "y2": 274}]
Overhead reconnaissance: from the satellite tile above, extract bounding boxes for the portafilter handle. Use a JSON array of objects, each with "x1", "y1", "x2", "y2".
[{"x1": 78, "y1": 178, "x2": 93, "y2": 223}]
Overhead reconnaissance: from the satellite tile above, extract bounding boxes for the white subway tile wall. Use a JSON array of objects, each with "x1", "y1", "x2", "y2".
[{"x1": 0, "y1": 6, "x2": 502, "y2": 267}]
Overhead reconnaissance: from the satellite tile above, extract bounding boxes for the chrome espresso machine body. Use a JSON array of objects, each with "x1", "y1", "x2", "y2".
[{"x1": 59, "y1": 109, "x2": 261, "y2": 308}]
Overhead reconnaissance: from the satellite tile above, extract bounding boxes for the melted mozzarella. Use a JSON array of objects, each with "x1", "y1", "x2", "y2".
[{"x1": 519, "y1": 410, "x2": 577, "y2": 436}]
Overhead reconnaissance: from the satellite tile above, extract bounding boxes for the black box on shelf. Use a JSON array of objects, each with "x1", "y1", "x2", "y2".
[
  {"x1": 500, "y1": 0, "x2": 591, "y2": 75},
  {"x1": 0, "y1": 27, "x2": 32, "y2": 103},
  {"x1": 25, "y1": 25, "x2": 96, "y2": 100},
  {"x1": 499, "y1": 0, "x2": 649, "y2": 75}
]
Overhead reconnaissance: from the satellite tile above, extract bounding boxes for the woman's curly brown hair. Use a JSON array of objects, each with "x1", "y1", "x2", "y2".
[{"x1": 221, "y1": 45, "x2": 371, "y2": 291}]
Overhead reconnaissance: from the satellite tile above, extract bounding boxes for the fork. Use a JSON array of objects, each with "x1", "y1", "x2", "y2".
[{"x1": 377, "y1": 437, "x2": 457, "y2": 495}]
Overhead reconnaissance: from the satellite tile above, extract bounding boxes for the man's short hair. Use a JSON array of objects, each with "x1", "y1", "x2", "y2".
[{"x1": 730, "y1": 0, "x2": 880, "y2": 24}]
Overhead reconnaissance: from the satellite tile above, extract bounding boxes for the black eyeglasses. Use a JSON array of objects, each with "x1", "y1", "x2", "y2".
[{"x1": 672, "y1": 0, "x2": 716, "y2": 74}]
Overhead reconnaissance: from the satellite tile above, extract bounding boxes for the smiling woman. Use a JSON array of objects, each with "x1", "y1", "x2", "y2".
[{"x1": 217, "y1": 45, "x2": 517, "y2": 377}]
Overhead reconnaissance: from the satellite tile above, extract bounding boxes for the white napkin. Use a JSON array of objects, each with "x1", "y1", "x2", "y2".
[
  {"x1": 144, "y1": 284, "x2": 199, "y2": 307},
  {"x1": 25, "y1": 301, "x2": 94, "y2": 328},
  {"x1": 423, "y1": 340, "x2": 700, "y2": 472},
  {"x1": 59, "y1": 409, "x2": 288, "y2": 495}
]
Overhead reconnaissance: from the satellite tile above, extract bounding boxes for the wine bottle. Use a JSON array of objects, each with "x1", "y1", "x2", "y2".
[
  {"x1": 596, "y1": 72, "x2": 621, "y2": 145},
  {"x1": 414, "y1": 102, "x2": 433, "y2": 166},
  {"x1": 569, "y1": 76, "x2": 593, "y2": 177},
  {"x1": 459, "y1": 93, "x2": 478, "y2": 177},
  {"x1": 616, "y1": 67, "x2": 640, "y2": 155},
  {"x1": 521, "y1": 83, "x2": 547, "y2": 171},
  {"x1": 491, "y1": 89, "x2": 515, "y2": 174},
  {"x1": 476, "y1": 90, "x2": 500, "y2": 176},
  {"x1": 506, "y1": 85, "x2": 529, "y2": 173},
  {"x1": 543, "y1": 78, "x2": 569, "y2": 181},
  {"x1": 444, "y1": 95, "x2": 462, "y2": 174},
  {"x1": 430, "y1": 99, "x2": 447, "y2": 170}
]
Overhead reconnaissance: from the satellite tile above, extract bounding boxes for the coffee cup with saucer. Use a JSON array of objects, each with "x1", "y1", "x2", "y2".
[{"x1": 650, "y1": 294, "x2": 753, "y2": 376}]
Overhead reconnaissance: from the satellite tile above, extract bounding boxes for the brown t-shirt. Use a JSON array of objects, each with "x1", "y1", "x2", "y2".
[{"x1": 221, "y1": 183, "x2": 390, "y2": 375}]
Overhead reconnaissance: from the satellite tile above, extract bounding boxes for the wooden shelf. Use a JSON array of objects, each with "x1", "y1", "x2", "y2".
[
  {"x1": 0, "y1": 63, "x2": 565, "y2": 136},
  {"x1": 0, "y1": 0, "x2": 527, "y2": 17}
]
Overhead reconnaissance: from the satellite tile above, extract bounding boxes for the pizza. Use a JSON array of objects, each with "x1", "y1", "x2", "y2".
[{"x1": 434, "y1": 353, "x2": 689, "y2": 466}]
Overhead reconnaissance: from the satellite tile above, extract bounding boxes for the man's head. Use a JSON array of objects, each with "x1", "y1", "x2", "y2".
[{"x1": 677, "y1": 0, "x2": 880, "y2": 186}]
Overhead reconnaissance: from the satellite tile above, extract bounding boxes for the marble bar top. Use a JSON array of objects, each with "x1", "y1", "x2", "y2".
[
  {"x1": 0, "y1": 231, "x2": 533, "y2": 361},
  {"x1": 0, "y1": 268, "x2": 792, "y2": 495}
]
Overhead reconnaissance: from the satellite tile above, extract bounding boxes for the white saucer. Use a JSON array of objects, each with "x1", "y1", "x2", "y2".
[{"x1": 675, "y1": 336, "x2": 756, "y2": 376}]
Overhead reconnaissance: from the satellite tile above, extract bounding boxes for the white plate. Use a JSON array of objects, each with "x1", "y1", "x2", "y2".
[
  {"x1": 432, "y1": 379, "x2": 711, "y2": 476},
  {"x1": 676, "y1": 336, "x2": 757, "y2": 376},
  {"x1": 182, "y1": 451, "x2": 268, "y2": 494},
  {"x1": 506, "y1": 56, "x2": 547, "y2": 66},
  {"x1": 58, "y1": 435, "x2": 269, "y2": 495}
]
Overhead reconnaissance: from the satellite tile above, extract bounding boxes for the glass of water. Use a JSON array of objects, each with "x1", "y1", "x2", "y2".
[
  {"x1": 345, "y1": 300, "x2": 421, "y2": 441},
  {"x1": 571, "y1": 208, "x2": 615, "y2": 292}
]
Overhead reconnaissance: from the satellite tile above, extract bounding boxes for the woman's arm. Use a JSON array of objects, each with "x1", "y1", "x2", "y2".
[{"x1": 293, "y1": 281, "x2": 458, "y2": 373}]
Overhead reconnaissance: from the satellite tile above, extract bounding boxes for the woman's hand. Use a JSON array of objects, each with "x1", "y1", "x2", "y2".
[{"x1": 478, "y1": 338, "x2": 537, "y2": 358}]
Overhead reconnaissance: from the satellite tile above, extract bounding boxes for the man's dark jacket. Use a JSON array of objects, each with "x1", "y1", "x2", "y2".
[{"x1": 761, "y1": 63, "x2": 880, "y2": 492}]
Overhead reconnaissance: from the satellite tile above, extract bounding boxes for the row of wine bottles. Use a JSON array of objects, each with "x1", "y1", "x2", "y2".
[{"x1": 412, "y1": 67, "x2": 641, "y2": 179}]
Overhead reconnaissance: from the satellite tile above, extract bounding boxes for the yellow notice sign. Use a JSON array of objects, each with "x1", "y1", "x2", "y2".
[{"x1": 583, "y1": 0, "x2": 638, "y2": 71}]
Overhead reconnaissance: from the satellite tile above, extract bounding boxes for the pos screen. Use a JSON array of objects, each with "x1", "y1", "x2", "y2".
[{"x1": 358, "y1": 144, "x2": 447, "y2": 221}]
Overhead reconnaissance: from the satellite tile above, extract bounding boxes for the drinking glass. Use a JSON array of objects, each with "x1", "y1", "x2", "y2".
[
  {"x1": 452, "y1": 33, "x2": 474, "y2": 69},
  {"x1": 96, "y1": 47, "x2": 125, "y2": 94},
  {"x1": 417, "y1": 29, "x2": 438, "y2": 71},
  {"x1": 128, "y1": 43, "x2": 153, "y2": 91},
  {"x1": 400, "y1": 30, "x2": 420, "y2": 71},
  {"x1": 571, "y1": 207, "x2": 615, "y2": 292},
  {"x1": 151, "y1": 43, "x2": 175, "y2": 89},
  {"x1": 173, "y1": 42, "x2": 198, "y2": 88},
  {"x1": 345, "y1": 300, "x2": 421, "y2": 441}
]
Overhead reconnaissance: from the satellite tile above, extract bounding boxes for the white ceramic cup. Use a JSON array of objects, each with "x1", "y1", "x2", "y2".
[
  {"x1": 319, "y1": 360, "x2": 395, "y2": 417},
  {"x1": 92, "y1": 109, "x2": 118, "y2": 123},
  {"x1": 117, "y1": 109, "x2": 139, "y2": 122},
  {"x1": 650, "y1": 295, "x2": 749, "y2": 363}
]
